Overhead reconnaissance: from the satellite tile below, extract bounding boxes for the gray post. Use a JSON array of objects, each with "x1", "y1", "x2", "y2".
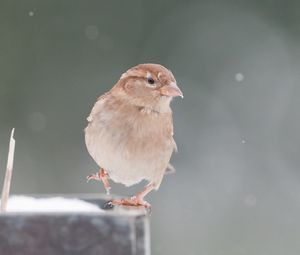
[{"x1": 0, "y1": 195, "x2": 150, "y2": 255}]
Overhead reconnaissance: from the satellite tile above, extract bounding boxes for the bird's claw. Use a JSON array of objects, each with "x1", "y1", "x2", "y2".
[
  {"x1": 110, "y1": 196, "x2": 151, "y2": 209},
  {"x1": 86, "y1": 173, "x2": 100, "y2": 182},
  {"x1": 87, "y1": 170, "x2": 112, "y2": 196}
]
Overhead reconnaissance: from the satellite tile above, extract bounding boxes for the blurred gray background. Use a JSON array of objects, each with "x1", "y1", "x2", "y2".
[{"x1": 1, "y1": 0, "x2": 300, "y2": 254}]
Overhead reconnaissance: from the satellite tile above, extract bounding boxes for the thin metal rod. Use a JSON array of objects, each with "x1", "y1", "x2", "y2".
[{"x1": 1, "y1": 128, "x2": 16, "y2": 212}]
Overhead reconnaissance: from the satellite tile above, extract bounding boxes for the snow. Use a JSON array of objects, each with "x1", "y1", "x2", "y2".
[
  {"x1": 85, "y1": 25, "x2": 99, "y2": 40},
  {"x1": 1, "y1": 196, "x2": 103, "y2": 213},
  {"x1": 235, "y1": 73, "x2": 244, "y2": 82}
]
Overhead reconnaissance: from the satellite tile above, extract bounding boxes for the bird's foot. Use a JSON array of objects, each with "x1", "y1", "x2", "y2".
[
  {"x1": 110, "y1": 196, "x2": 151, "y2": 208},
  {"x1": 86, "y1": 172, "x2": 100, "y2": 182},
  {"x1": 86, "y1": 169, "x2": 111, "y2": 195}
]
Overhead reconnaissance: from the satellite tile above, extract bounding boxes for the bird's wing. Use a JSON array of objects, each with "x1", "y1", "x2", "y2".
[{"x1": 86, "y1": 91, "x2": 111, "y2": 123}]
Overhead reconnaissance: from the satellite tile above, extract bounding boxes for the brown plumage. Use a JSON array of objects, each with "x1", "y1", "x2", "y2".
[{"x1": 85, "y1": 63, "x2": 182, "y2": 207}]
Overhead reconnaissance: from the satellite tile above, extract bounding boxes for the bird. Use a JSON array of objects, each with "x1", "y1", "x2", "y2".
[{"x1": 85, "y1": 63, "x2": 183, "y2": 208}]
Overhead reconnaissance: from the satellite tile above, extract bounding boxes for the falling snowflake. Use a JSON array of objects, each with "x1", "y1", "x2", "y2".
[
  {"x1": 85, "y1": 25, "x2": 99, "y2": 40},
  {"x1": 235, "y1": 73, "x2": 244, "y2": 82}
]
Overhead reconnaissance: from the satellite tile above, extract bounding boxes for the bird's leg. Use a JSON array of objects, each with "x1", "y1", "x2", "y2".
[
  {"x1": 87, "y1": 168, "x2": 111, "y2": 195},
  {"x1": 110, "y1": 183, "x2": 155, "y2": 208}
]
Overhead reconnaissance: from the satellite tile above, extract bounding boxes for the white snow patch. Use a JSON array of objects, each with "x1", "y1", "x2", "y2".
[{"x1": 1, "y1": 196, "x2": 103, "y2": 213}]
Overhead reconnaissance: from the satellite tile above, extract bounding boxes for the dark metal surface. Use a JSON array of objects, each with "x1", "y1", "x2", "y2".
[{"x1": 0, "y1": 195, "x2": 150, "y2": 255}]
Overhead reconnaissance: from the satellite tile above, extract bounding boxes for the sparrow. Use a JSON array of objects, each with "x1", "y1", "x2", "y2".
[{"x1": 85, "y1": 63, "x2": 183, "y2": 208}]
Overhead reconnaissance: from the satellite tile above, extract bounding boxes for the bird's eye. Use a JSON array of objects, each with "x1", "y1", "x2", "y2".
[{"x1": 147, "y1": 77, "x2": 155, "y2": 85}]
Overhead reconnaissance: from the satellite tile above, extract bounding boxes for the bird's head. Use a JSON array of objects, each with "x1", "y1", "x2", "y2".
[{"x1": 114, "y1": 63, "x2": 183, "y2": 112}]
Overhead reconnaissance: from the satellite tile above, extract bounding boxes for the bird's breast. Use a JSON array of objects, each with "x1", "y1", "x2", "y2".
[
  {"x1": 109, "y1": 107, "x2": 173, "y2": 158},
  {"x1": 85, "y1": 104, "x2": 174, "y2": 186}
]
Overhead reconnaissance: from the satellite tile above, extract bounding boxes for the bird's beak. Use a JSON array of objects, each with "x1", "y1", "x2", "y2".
[{"x1": 159, "y1": 82, "x2": 183, "y2": 98}]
